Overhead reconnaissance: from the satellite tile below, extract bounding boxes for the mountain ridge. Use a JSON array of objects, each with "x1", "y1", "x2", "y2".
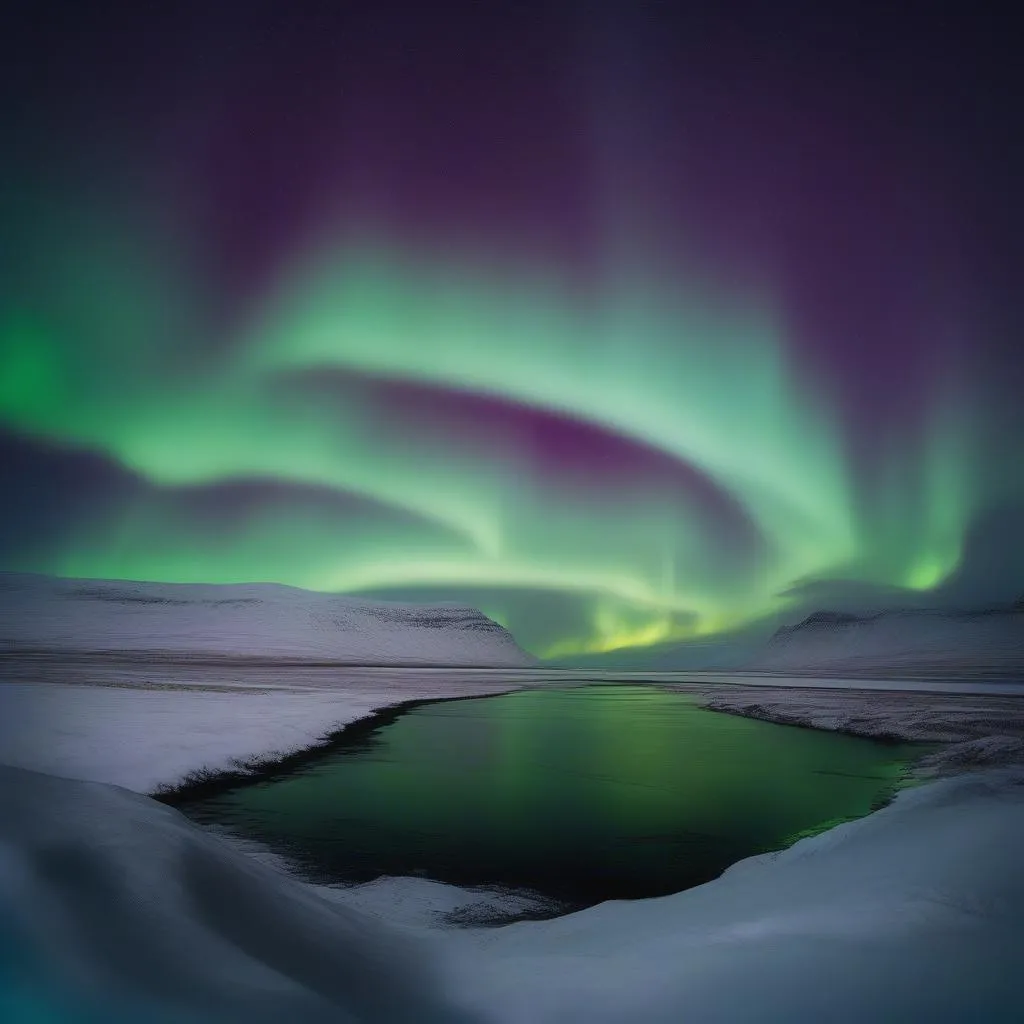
[
  {"x1": 752, "y1": 601, "x2": 1024, "y2": 677},
  {"x1": 0, "y1": 572, "x2": 535, "y2": 667}
]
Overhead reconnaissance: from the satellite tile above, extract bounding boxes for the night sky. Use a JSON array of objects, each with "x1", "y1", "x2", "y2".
[{"x1": 1, "y1": 2, "x2": 1021, "y2": 658}]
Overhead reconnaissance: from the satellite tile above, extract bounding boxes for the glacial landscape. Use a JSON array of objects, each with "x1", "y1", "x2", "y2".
[
  {"x1": 3, "y1": 3, "x2": 1023, "y2": 1021},
  {"x1": 2, "y1": 573, "x2": 1024, "y2": 1022}
]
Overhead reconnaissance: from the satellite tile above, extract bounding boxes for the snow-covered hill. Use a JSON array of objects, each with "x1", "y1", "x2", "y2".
[
  {"x1": 0, "y1": 573, "x2": 535, "y2": 666},
  {"x1": 3, "y1": 763, "x2": 1023, "y2": 1023},
  {"x1": 752, "y1": 607, "x2": 1024, "y2": 677}
]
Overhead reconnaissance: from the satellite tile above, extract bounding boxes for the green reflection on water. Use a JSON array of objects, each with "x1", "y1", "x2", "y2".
[{"x1": 184, "y1": 686, "x2": 925, "y2": 907}]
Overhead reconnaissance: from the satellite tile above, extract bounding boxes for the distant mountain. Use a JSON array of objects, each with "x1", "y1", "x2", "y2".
[
  {"x1": 750, "y1": 603, "x2": 1024, "y2": 678},
  {"x1": 0, "y1": 573, "x2": 535, "y2": 667},
  {"x1": 554, "y1": 600, "x2": 1024, "y2": 678}
]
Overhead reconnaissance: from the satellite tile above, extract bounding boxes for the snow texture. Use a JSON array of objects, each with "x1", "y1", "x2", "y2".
[
  {"x1": 0, "y1": 572, "x2": 534, "y2": 666},
  {"x1": 0, "y1": 765, "x2": 477, "y2": 1024},
  {"x1": 750, "y1": 606, "x2": 1024, "y2": 677},
  {"x1": 445, "y1": 767, "x2": 1024, "y2": 1023},
  {"x1": 324, "y1": 877, "x2": 564, "y2": 930},
  {"x1": 0, "y1": 669, "x2": 532, "y2": 794},
  {"x1": 913, "y1": 735, "x2": 1024, "y2": 777},
  {"x1": 557, "y1": 668, "x2": 1024, "y2": 694},
  {"x1": 2, "y1": 763, "x2": 1023, "y2": 1023},
  {"x1": 680, "y1": 683, "x2": 1024, "y2": 776},
  {"x1": 3, "y1": 651, "x2": 1023, "y2": 795},
  {"x1": 0, "y1": 573, "x2": 536, "y2": 794},
  {"x1": 692, "y1": 685, "x2": 1024, "y2": 741}
]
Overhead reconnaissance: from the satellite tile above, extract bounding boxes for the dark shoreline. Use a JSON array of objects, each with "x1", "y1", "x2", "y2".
[
  {"x1": 153, "y1": 690, "x2": 511, "y2": 805},
  {"x1": 153, "y1": 679, "x2": 1024, "y2": 807},
  {"x1": 162, "y1": 684, "x2": 932, "y2": 918}
]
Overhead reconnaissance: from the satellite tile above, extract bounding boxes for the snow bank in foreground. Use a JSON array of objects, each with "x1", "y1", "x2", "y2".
[
  {"x1": 200, "y1": 828, "x2": 564, "y2": 928},
  {"x1": 445, "y1": 767, "x2": 1024, "y2": 1023},
  {"x1": 3, "y1": 765, "x2": 1023, "y2": 1023},
  {"x1": 0, "y1": 765, "x2": 477, "y2": 1024},
  {"x1": 0, "y1": 573, "x2": 534, "y2": 666},
  {"x1": 324, "y1": 877, "x2": 564, "y2": 930}
]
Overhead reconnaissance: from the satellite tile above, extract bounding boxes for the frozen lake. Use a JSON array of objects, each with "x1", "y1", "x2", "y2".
[{"x1": 180, "y1": 685, "x2": 925, "y2": 909}]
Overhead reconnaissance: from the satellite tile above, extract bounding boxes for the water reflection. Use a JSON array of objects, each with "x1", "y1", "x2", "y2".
[{"x1": 183, "y1": 686, "x2": 924, "y2": 908}]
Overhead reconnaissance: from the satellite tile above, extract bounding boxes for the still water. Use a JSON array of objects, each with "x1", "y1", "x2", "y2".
[{"x1": 182, "y1": 686, "x2": 924, "y2": 908}]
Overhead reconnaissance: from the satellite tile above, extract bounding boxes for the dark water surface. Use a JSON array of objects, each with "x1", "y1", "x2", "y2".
[{"x1": 182, "y1": 686, "x2": 924, "y2": 908}]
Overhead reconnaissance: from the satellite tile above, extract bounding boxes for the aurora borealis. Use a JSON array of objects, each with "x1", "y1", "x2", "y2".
[{"x1": 1, "y1": 2, "x2": 1022, "y2": 659}]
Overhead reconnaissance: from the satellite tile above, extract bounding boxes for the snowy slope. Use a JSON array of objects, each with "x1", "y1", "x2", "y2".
[
  {"x1": 448, "y1": 767, "x2": 1024, "y2": 1023},
  {"x1": 0, "y1": 765, "x2": 475, "y2": 1024},
  {"x1": 750, "y1": 607, "x2": 1024, "y2": 677},
  {"x1": 0, "y1": 573, "x2": 534, "y2": 666},
  {"x1": 2, "y1": 764, "x2": 1023, "y2": 1023}
]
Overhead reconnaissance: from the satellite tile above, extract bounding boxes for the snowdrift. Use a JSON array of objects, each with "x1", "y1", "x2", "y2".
[
  {"x1": 448, "y1": 767, "x2": 1024, "y2": 1023},
  {"x1": 0, "y1": 573, "x2": 534, "y2": 666},
  {"x1": 0, "y1": 765, "x2": 477, "y2": 1024},
  {"x1": 751, "y1": 607, "x2": 1024, "y2": 677},
  {"x1": 2, "y1": 764, "x2": 1023, "y2": 1023}
]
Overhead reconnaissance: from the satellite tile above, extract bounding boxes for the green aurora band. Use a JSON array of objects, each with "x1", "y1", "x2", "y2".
[{"x1": 0, "y1": 197, "x2": 996, "y2": 658}]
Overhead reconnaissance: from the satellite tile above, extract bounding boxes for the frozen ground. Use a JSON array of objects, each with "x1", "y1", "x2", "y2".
[
  {"x1": 670, "y1": 683, "x2": 1024, "y2": 776},
  {"x1": 0, "y1": 764, "x2": 473, "y2": 1024},
  {"x1": 444, "y1": 766, "x2": 1024, "y2": 1023},
  {"x1": 2, "y1": 649, "x2": 1023, "y2": 1020},
  {"x1": 2, "y1": 762, "x2": 1022, "y2": 1023},
  {"x1": 557, "y1": 668, "x2": 1024, "y2": 694},
  {"x1": 3, "y1": 574, "x2": 1022, "y2": 1020},
  {"x1": 0, "y1": 574, "x2": 540, "y2": 792},
  {"x1": 3, "y1": 652, "x2": 1024, "y2": 793},
  {"x1": 0, "y1": 658, "x2": 536, "y2": 793}
]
